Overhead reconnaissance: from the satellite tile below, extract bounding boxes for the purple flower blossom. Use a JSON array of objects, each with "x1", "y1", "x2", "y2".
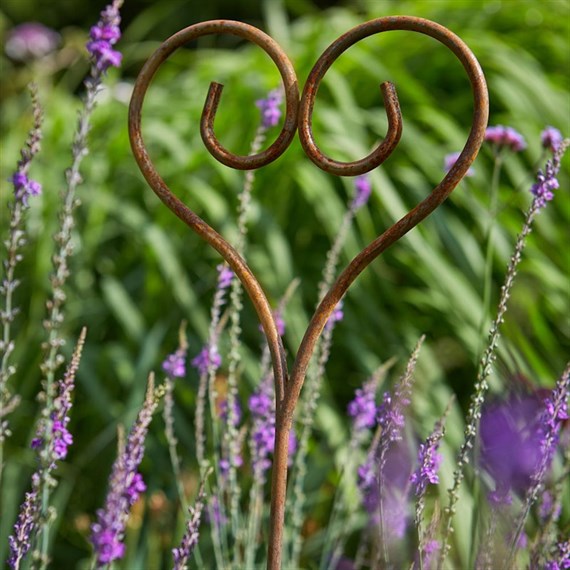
[
  {"x1": 92, "y1": 530, "x2": 126, "y2": 564},
  {"x1": 8, "y1": 334, "x2": 85, "y2": 569},
  {"x1": 357, "y1": 460, "x2": 379, "y2": 514},
  {"x1": 249, "y1": 391, "x2": 272, "y2": 416},
  {"x1": 351, "y1": 175, "x2": 372, "y2": 209},
  {"x1": 249, "y1": 375, "x2": 295, "y2": 478},
  {"x1": 256, "y1": 89, "x2": 283, "y2": 128},
  {"x1": 5, "y1": 23, "x2": 60, "y2": 61},
  {"x1": 541, "y1": 126, "x2": 563, "y2": 152},
  {"x1": 220, "y1": 398, "x2": 242, "y2": 427},
  {"x1": 531, "y1": 138, "x2": 568, "y2": 209},
  {"x1": 52, "y1": 419, "x2": 73, "y2": 460},
  {"x1": 480, "y1": 393, "x2": 543, "y2": 500},
  {"x1": 347, "y1": 385, "x2": 377, "y2": 432},
  {"x1": 11, "y1": 171, "x2": 42, "y2": 206},
  {"x1": 444, "y1": 151, "x2": 475, "y2": 176},
  {"x1": 219, "y1": 453, "x2": 244, "y2": 476},
  {"x1": 480, "y1": 394, "x2": 543, "y2": 504},
  {"x1": 531, "y1": 170, "x2": 559, "y2": 209},
  {"x1": 423, "y1": 539, "x2": 441, "y2": 568},
  {"x1": 91, "y1": 376, "x2": 158, "y2": 566},
  {"x1": 544, "y1": 541, "x2": 570, "y2": 570},
  {"x1": 536, "y1": 370, "x2": 569, "y2": 474},
  {"x1": 410, "y1": 408, "x2": 447, "y2": 498},
  {"x1": 374, "y1": 340, "x2": 422, "y2": 450},
  {"x1": 410, "y1": 440, "x2": 442, "y2": 496},
  {"x1": 86, "y1": 1, "x2": 123, "y2": 73},
  {"x1": 126, "y1": 472, "x2": 146, "y2": 505},
  {"x1": 217, "y1": 264, "x2": 234, "y2": 289},
  {"x1": 191, "y1": 344, "x2": 221, "y2": 376},
  {"x1": 485, "y1": 125, "x2": 527, "y2": 152},
  {"x1": 377, "y1": 391, "x2": 406, "y2": 442},
  {"x1": 8, "y1": 483, "x2": 40, "y2": 569},
  {"x1": 162, "y1": 349, "x2": 186, "y2": 378},
  {"x1": 538, "y1": 490, "x2": 562, "y2": 522}
]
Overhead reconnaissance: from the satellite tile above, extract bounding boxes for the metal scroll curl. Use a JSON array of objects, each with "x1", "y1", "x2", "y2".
[{"x1": 128, "y1": 16, "x2": 489, "y2": 570}]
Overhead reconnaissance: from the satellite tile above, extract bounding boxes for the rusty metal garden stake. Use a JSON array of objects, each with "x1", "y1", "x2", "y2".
[{"x1": 128, "y1": 16, "x2": 488, "y2": 569}]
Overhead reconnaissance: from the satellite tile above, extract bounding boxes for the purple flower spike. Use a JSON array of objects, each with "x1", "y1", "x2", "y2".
[
  {"x1": 530, "y1": 138, "x2": 568, "y2": 209},
  {"x1": 544, "y1": 541, "x2": 570, "y2": 570},
  {"x1": 5, "y1": 23, "x2": 60, "y2": 61},
  {"x1": 52, "y1": 420, "x2": 73, "y2": 460},
  {"x1": 11, "y1": 171, "x2": 42, "y2": 206},
  {"x1": 410, "y1": 440, "x2": 442, "y2": 495},
  {"x1": 256, "y1": 89, "x2": 283, "y2": 128},
  {"x1": 248, "y1": 374, "x2": 295, "y2": 478},
  {"x1": 91, "y1": 375, "x2": 158, "y2": 567},
  {"x1": 162, "y1": 349, "x2": 186, "y2": 378},
  {"x1": 348, "y1": 385, "x2": 377, "y2": 432},
  {"x1": 217, "y1": 264, "x2": 234, "y2": 289},
  {"x1": 86, "y1": 0, "x2": 123, "y2": 73},
  {"x1": 536, "y1": 369, "x2": 569, "y2": 472},
  {"x1": 220, "y1": 398, "x2": 242, "y2": 427},
  {"x1": 410, "y1": 406, "x2": 448, "y2": 498},
  {"x1": 351, "y1": 175, "x2": 372, "y2": 209},
  {"x1": 126, "y1": 472, "x2": 146, "y2": 505},
  {"x1": 444, "y1": 151, "x2": 475, "y2": 176},
  {"x1": 172, "y1": 475, "x2": 209, "y2": 569},
  {"x1": 8, "y1": 485, "x2": 40, "y2": 569},
  {"x1": 423, "y1": 540, "x2": 441, "y2": 568},
  {"x1": 531, "y1": 170, "x2": 559, "y2": 209},
  {"x1": 485, "y1": 125, "x2": 527, "y2": 152},
  {"x1": 541, "y1": 126, "x2": 563, "y2": 152},
  {"x1": 191, "y1": 344, "x2": 221, "y2": 376}
]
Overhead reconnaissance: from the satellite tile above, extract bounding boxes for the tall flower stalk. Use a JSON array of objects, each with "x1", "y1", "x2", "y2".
[
  {"x1": 438, "y1": 138, "x2": 570, "y2": 568},
  {"x1": 411, "y1": 399, "x2": 452, "y2": 570},
  {"x1": 172, "y1": 468, "x2": 212, "y2": 570},
  {"x1": 222, "y1": 90, "x2": 284, "y2": 552},
  {"x1": 190, "y1": 88, "x2": 285, "y2": 567},
  {"x1": 0, "y1": 85, "x2": 43, "y2": 484},
  {"x1": 8, "y1": 329, "x2": 86, "y2": 570},
  {"x1": 36, "y1": 1, "x2": 123, "y2": 561},
  {"x1": 90, "y1": 373, "x2": 163, "y2": 568}
]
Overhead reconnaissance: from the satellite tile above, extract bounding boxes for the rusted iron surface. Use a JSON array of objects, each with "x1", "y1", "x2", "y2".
[{"x1": 128, "y1": 16, "x2": 488, "y2": 570}]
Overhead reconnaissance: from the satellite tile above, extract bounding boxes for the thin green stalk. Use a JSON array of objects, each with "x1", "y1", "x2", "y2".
[
  {"x1": 438, "y1": 198, "x2": 542, "y2": 569},
  {"x1": 0, "y1": 85, "x2": 43, "y2": 487},
  {"x1": 37, "y1": 73, "x2": 101, "y2": 570},
  {"x1": 478, "y1": 151, "x2": 503, "y2": 354}
]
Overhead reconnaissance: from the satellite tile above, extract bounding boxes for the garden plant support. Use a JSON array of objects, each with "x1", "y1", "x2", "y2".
[{"x1": 127, "y1": 16, "x2": 489, "y2": 569}]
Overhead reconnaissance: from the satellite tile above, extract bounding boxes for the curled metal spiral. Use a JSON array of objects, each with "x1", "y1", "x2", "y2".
[{"x1": 128, "y1": 15, "x2": 488, "y2": 570}]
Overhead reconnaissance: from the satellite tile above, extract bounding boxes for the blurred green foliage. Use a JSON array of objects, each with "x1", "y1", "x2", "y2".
[{"x1": 0, "y1": 0, "x2": 568, "y2": 567}]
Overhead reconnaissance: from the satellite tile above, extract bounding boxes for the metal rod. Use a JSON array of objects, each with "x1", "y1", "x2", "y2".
[{"x1": 128, "y1": 16, "x2": 489, "y2": 570}]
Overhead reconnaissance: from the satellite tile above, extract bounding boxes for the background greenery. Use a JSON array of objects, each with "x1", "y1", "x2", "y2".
[{"x1": 1, "y1": 0, "x2": 568, "y2": 567}]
